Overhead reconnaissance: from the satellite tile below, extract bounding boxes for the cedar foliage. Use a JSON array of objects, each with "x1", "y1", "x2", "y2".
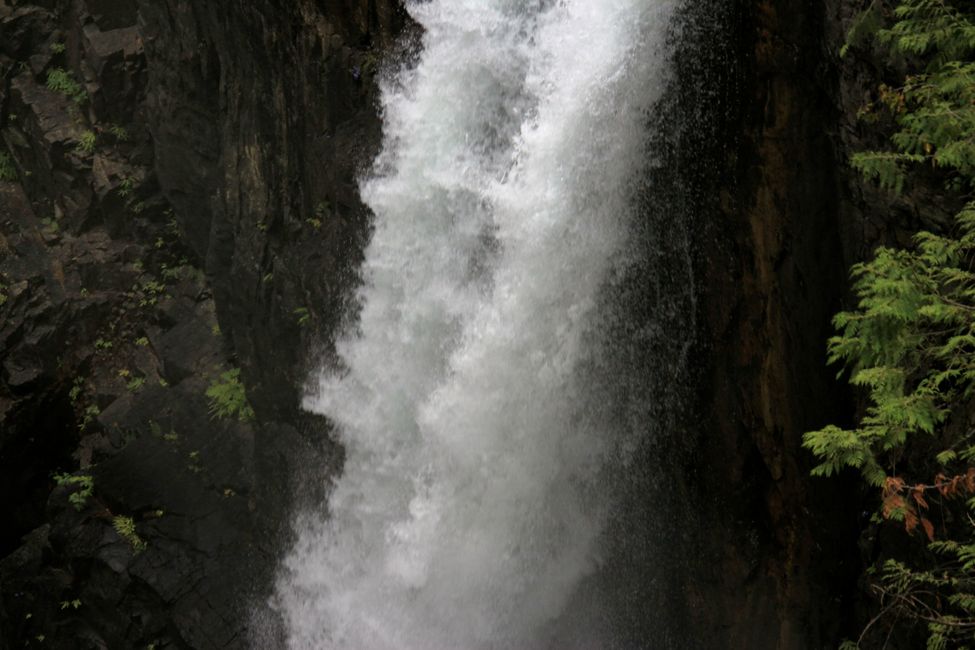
[{"x1": 802, "y1": 0, "x2": 975, "y2": 646}]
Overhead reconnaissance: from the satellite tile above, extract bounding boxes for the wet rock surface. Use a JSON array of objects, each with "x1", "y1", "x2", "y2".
[
  {"x1": 0, "y1": 0, "x2": 406, "y2": 647},
  {"x1": 695, "y1": 1, "x2": 854, "y2": 644}
]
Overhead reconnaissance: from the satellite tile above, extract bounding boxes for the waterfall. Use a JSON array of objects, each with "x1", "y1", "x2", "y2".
[{"x1": 275, "y1": 0, "x2": 680, "y2": 647}]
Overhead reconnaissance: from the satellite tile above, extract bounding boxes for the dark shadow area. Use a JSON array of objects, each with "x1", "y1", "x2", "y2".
[{"x1": 0, "y1": 389, "x2": 77, "y2": 558}]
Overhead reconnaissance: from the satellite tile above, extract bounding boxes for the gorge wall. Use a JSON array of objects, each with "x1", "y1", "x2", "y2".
[
  {"x1": 0, "y1": 0, "x2": 894, "y2": 647},
  {"x1": 0, "y1": 0, "x2": 406, "y2": 646},
  {"x1": 686, "y1": 1, "x2": 856, "y2": 646}
]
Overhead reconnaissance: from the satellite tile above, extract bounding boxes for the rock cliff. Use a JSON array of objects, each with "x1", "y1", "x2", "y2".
[{"x1": 0, "y1": 0, "x2": 405, "y2": 646}]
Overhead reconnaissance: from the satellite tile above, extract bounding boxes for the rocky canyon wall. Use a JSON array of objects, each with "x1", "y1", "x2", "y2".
[{"x1": 0, "y1": 0, "x2": 405, "y2": 646}]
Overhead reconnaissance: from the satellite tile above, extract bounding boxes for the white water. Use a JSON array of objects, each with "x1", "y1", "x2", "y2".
[{"x1": 276, "y1": 1, "x2": 678, "y2": 648}]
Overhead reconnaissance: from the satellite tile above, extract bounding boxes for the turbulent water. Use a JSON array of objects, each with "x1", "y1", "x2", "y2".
[{"x1": 275, "y1": 0, "x2": 680, "y2": 648}]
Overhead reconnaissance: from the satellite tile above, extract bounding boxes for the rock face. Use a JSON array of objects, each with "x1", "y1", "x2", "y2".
[
  {"x1": 0, "y1": 0, "x2": 906, "y2": 648},
  {"x1": 684, "y1": 1, "x2": 859, "y2": 646},
  {"x1": 673, "y1": 1, "x2": 945, "y2": 647},
  {"x1": 0, "y1": 0, "x2": 406, "y2": 647}
]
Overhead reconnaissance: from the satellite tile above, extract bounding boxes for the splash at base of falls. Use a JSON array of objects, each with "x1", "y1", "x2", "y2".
[{"x1": 274, "y1": 1, "x2": 680, "y2": 648}]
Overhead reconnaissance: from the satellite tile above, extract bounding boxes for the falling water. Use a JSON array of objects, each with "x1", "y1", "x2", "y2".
[{"x1": 276, "y1": 0, "x2": 680, "y2": 647}]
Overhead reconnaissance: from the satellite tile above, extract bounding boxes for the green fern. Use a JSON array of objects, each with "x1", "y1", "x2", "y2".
[
  {"x1": 112, "y1": 515, "x2": 147, "y2": 553},
  {"x1": 53, "y1": 473, "x2": 94, "y2": 511},
  {"x1": 75, "y1": 130, "x2": 96, "y2": 155},
  {"x1": 205, "y1": 368, "x2": 255, "y2": 422},
  {"x1": 45, "y1": 67, "x2": 87, "y2": 104},
  {"x1": 107, "y1": 124, "x2": 129, "y2": 141}
]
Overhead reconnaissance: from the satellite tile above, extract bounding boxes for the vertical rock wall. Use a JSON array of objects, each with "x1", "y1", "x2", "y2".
[
  {"x1": 670, "y1": 0, "x2": 865, "y2": 647},
  {"x1": 0, "y1": 0, "x2": 406, "y2": 647}
]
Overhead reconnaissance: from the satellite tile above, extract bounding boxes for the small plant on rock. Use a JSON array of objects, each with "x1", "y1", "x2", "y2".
[
  {"x1": 75, "y1": 131, "x2": 96, "y2": 155},
  {"x1": 53, "y1": 473, "x2": 94, "y2": 511},
  {"x1": 160, "y1": 264, "x2": 180, "y2": 281},
  {"x1": 117, "y1": 177, "x2": 134, "y2": 197},
  {"x1": 78, "y1": 404, "x2": 100, "y2": 432},
  {"x1": 112, "y1": 515, "x2": 147, "y2": 553},
  {"x1": 187, "y1": 450, "x2": 203, "y2": 474},
  {"x1": 41, "y1": 217, "x2": 59, "y2": 233},
  {"x1": 45, "y1": 67, "x2": 86, "y2": 104},
  {"x1": 0, "y1": 152, "x2": 17, "y2": 181},
  {"x1": 107, "y1": 124, "x2": 129, "y2": 142},
  {"x1": 68, "y1": 377, "x2": 84, "y2": 402},
  {"x1": 206, "y1": 368, "x2": 255, "y2": 422},
  {"x1": 137, "y1": 279, "x2": 165, "y2": 307}
]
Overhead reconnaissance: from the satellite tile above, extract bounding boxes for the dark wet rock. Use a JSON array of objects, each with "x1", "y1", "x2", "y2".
[
  {"x1": 0, "y1": 0, "x2": 405, "y2": 647},
  {"x1": 80, "y1": 22, "x2": 144, "y2": 123},
  {"x1": 0, "y1": 5, "x2": 56, "y2": 59},
  {"x1": 660, "y1": 1, "x2": 861, "y2": 646}
]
